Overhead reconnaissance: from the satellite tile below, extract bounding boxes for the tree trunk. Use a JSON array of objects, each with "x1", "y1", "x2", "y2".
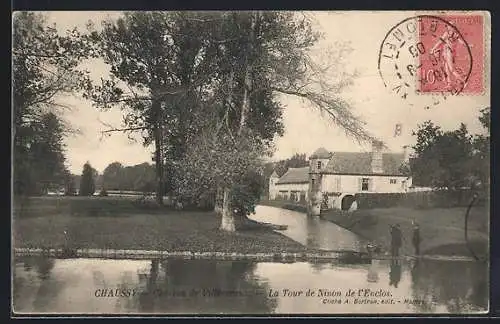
[
  {"x1": 152, "y1": 99, "x2": 164, "y2": 206},
  {"x1": 215, "y1": 186, "x2": 223, "y2": 214},
  {"x1": 219, "y1": 12, "x2": 258, "y2": 232},
  {"x1": 238, "y1": 13, "x2": 257, "y2": 132},
  {"x1": 220, "y1": 187, "x2": 236, "y2": 231}
]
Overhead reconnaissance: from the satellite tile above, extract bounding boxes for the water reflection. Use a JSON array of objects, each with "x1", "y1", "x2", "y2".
[
  {"x1": 12, "y1": 256, "x2": 488, "y2": 314},
  {"x1": 250, "y1": 206, "x2": 367, "y2": 251},
  {"x1": 409, "y1": 259, "x2": 488, "y2": 313},
  {"x1": 366, "y1": 260, "x2": 379, "y2": 283},
  {"x1": 389, "y1": 260, "x2": 402, "y2": 288},
  {"x1": 134, "y1": 259, "x2": 277, "y2": 314}
]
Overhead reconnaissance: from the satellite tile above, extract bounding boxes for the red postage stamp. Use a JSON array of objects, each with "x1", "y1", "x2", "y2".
[{"x1": 417, "y1": 14, "x2": 484, "y2": 95}]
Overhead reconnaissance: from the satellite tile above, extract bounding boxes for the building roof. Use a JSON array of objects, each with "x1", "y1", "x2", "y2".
[
  {"x1": 270, "y1": 170, "x2": 279, "y2": 178},
  {"x1": 324, "y1": 152, "x2": 405, "y2": 175},
  {"x1": 276, "y1": 167, "x2": 310, "y2": 184},
  {"x1": 309, "y1": 147, "x2": 332, "y2": 159}
]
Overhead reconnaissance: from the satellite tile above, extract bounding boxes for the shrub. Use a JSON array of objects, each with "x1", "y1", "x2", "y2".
[
  {"x1": 354, "y1": 189, "x2": 487, "y2": 210},
  {"x1": 99, "y1": 188, "x2": 108, "y2": 197},
  {"x1": 281, "y1": 203, "x2": 307, "y2": 213},
  {"x1": 355, "y1": 193, "x2": 405, "y2": 209},
  {"x1": 231, "y1": 173, "x2": 262, "y2": 217},
  {"x1": 178, "y1": 192, "x2": 216, "y2": 211},
  {"x1": 79, "y1": 162, "x2": 96, "y2": 196}
]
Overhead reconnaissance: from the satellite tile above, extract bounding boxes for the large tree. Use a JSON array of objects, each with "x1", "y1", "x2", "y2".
[
  {"x1": 12, "y1": 12, "x2": 93, "y2": 196},
  {"x1": 83, "y1": 12, "x2": 222, "y2": 205},
  {"x1": 102, "y1": 162, "x2": 124, "y2": 190},
  {"x1": 14, "y1": 112, "x2": 68, "y2": 195},
  {"x1": 409, "y1": 108, "x2": 490, "y2": 190},
  {"x1": 180, "y1": 12, "x2": 376, "y2": 231},
  {"x1": 83, "y1": 11, "x2": 376, "y2": 231},
  {"x1": 471, "y1": 107, "x2": 490, "y2": 190}
]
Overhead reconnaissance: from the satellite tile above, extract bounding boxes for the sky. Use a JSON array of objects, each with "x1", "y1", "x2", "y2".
[{"x1": 36, "y1": 11, "x2": 490, "y2": 174}]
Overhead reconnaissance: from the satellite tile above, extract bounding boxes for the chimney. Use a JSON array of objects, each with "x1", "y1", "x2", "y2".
[
  {"x1": 402, "y1": 145, "x2": 411, "y2": 163},
  {"x1": 371, "y1": 140, "x2": 384, "y2": 174}
]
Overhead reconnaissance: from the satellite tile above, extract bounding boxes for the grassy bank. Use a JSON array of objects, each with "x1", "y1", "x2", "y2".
[
  {"x1": 321, "y1": 206, "x2": 489, "y2": 258},
  {"x1": 13, "y1": 197, "x2": 308, "y2": 254}
]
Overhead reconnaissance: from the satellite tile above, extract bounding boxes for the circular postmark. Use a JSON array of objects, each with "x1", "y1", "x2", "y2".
[{"x1": 378, "y1": 15, "x2": 473, "y2": 109}]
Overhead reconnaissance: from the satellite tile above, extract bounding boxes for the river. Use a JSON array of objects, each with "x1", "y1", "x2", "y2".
[
  {"x1": 249, "y1": 205, "x2": 369, "y2": 252},
  {"x1": 12, "y1": 206, "x2": 488, "y2": 315}
]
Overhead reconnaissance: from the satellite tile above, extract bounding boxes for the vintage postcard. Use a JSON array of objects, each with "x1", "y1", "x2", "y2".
[{"x1": 12, "y1": 10, "x2": 490, "y2": 316}]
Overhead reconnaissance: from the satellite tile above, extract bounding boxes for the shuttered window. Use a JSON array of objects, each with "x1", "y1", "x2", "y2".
[{"x1": 361, "y1": 178, "x2": 370, "y2": 191}]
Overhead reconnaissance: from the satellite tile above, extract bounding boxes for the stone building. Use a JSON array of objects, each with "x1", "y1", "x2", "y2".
[{"x1": 269, "y1": 141, "x2": 412, "y2": 215}]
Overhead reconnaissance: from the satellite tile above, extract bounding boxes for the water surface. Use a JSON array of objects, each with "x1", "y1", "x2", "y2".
[
  {"x1": 13, "y1": 256, "x2": 488, "y2": 314},
  {"x1": 250, "y1": 205, "x2": 367, "y2": 251},
  {"x1": 13, "y1": 205, "x2": 488, "y2": 315}
]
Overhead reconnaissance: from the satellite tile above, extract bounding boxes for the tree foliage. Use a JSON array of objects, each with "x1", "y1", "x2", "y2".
[
  {"x1": 102, "y1": 161, "x2": 156, "y2": 192},
  {"x1": 273, "y1": 153, "x2": 308, "y2": 177},
  {"x1": 13, "y1": 12, "x2": 94, "y2": 196},
  {"x1": 175, "y1": 128, "x2": 270, "y2": 207},
  {"x1": 471, "y1": 108, "x2": 490, "y2": 189},
  {"x1": 64, "y1": 170, "x2": 77, "y2": 196},
  {"x1": 13, "y1": 12, "x2": 93, "y2": 122},
  {"x1": 83, "y1": 12, "x2": 226, "y2": 204},
  {"x1": 410, "y1": 108, "x2": 490, "y2": 190},
  {"x1": 79, "y1": 162, "x2": 97, "y2": 196},
  {"x1": 81, "y1": 11, "x2": 374, "y2": 230},
  {"x1": 176, "y1": 12, "x2": 374, "y2": 227},
  {"x1": 13, "y1": 112, "x2": 68, "y2": 195}
]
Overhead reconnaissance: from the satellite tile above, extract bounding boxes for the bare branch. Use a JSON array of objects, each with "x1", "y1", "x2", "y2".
[
  {"x1": 96, "y1": 117, "x2": 148, "y2": 144},
  {"x1": 101, "y1": 126, "x2": 148, "y2": 134},
  {"x1": 271, "y1": 86, "x2": 381, "y2": 146}
]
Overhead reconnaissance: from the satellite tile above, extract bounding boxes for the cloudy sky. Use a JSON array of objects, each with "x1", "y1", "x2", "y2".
[{"x1": 39, "y1": 11, "x2": 490, "y2": 174}]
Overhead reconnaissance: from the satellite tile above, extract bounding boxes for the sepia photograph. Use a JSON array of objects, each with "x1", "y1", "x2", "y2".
[{"x1": 12, "y1": 10, "x2": 490, "y2": 315}]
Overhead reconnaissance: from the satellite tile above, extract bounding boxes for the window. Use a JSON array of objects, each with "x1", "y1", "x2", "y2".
[
  {"x1": 390, "y1": 179, "x2": 397, "y2": 184},
  {"x1": 279, "y1": 190, "x2": 288, "y2": 200},
  {"x1": 317, "y1": 161, "x2": 322, "y2": 169},
  {"x1": 311, "y1": 178, "x2": 315, "y2": 186},
  {"x1": 361, "y1": 178, "x2": 370, "y2": 191},
  {"x1": 335, "y1": 177, "x2": 341, "y2": 191}
]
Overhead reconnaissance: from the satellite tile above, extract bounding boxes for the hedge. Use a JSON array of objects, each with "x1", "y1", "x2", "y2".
[{"x1": 354, "y1": 189, "x2": 488, "y2": 210}]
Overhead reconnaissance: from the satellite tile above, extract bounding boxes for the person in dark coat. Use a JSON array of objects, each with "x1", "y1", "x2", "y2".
[
  {"x1": 412, "y1": 220, "x2": 421, "y2": 256},
  {"x1": 390, "y1": 224, "x2": 402, "y2": 258}
]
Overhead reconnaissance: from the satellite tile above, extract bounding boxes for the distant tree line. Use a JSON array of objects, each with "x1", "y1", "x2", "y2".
[
  {"x1": 63, "y1": 161, "x2": 157, "y2": 196},
  {"x1": 102, "y1": 162, "x2": 156, "y2": 193}
]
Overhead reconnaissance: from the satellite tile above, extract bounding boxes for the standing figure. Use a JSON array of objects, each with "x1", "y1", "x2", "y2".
[
  {"x1": 348, "y1": 199, "x2": 358, "y2": 212},
  {"x1": 412, "y1": 220, "x2": 421, "y2": 256},
  {"x1": 430, "y1": 24, "x2": 468, "y2": 89},
  {"x1": 390, "y1": 224, "x2": 402, "y2": 258}
]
